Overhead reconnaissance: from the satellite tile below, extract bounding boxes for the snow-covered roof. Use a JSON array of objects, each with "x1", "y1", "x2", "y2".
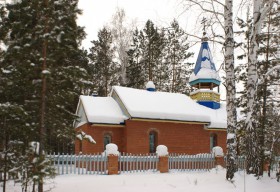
[
  {"x1": 80, "y1": 96, "x2": 128, "y2": 124},
  {"x1": 112, "y1": 86, "x2": 226, "y2": 128},
  {"x1": 206, "y1": 103, "x2": 227, "y2": 128},
  {"x1": 189, "y1": 68, "x2": 221, "y2": 82},
  {"x1": 189, "y1": 41, "x2": 221, "y2": 83}
]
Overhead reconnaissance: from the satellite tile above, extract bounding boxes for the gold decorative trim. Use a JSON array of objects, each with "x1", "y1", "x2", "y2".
[
  {"x1": 91, "y1": 124, "x2": 125, "y2": 128},
  {"x1": 131, "y1": 118, "x2": 208, "y2": 125},
  {"x1": 204, "y1": 128, "x2": 226, "y2": 131}
]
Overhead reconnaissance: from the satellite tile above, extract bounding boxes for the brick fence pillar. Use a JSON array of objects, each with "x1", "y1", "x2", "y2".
[
  {"x1": 107, "y1": 155, "x2": 119, "y2": 175},
  {"x1": 215, "y1": 156, "x2": 225, "y2": 167},
  {"x1": 158, "y1": 156, "x2": 169, "y2": 173},
  {"x1": 263, "y1": 160, "x2": 269, "y2": 172},
  {"x1": 213, "y1": 146, "x2": 224, "y2": 168}
]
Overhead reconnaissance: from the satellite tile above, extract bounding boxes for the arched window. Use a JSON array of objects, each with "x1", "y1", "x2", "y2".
[
  {"x1": 79, "y1": 140, "x2": 83, "y2": 152},
  {"x1": 104, "y1": 134, "x2": 112, "y2": 150},
  {"x1": 210, "y1": 133, "x2": 218, "y2": 151},
  {"x1": 149, "y1": 131, "x2": 158, "y2": 153}
]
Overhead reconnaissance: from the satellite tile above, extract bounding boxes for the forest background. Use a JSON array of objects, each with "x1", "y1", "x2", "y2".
[{"x1": 0, "y1": 0, "x2": 279, "y2": 192}]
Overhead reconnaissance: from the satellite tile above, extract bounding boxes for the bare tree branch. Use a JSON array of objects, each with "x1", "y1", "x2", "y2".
[
  {"x1": 185, "y1": 0, "x2": 224, "y2": 16},
  {"x1": 210, "y1": 0, "x2": 224, "y2": 28}
]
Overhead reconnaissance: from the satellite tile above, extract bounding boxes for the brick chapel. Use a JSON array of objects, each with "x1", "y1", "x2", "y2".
[{"x1": 74, "y1": 34, "x2": 227, "y2": 155}]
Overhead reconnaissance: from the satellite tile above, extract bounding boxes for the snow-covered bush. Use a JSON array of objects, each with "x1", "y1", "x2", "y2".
[
  {"x1": 156, "y1": 145, "x2": 168, "y2": 156},
  {"x1": 29, "y1": 141, "x2": 40, "y2": 155},
  {"x1": 76, "y1": 131, "x2": 96, "y2": 144},
  {"x1": 212, "y1": 146, "x2": 224, "y2": 157},
  {"x1": 105, "y1": 143, "x2": 119, "y2": 156}
]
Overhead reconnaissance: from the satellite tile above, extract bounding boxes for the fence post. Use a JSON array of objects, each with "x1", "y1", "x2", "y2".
[
  {"x1": 212, "y1": 146, "x2": 225, "y2": 168},
  {"x1": 158, "y1": 156, "x2": 169, "y2": 173},
  {"x1": 107, "y1": 155, "x2": 119, "y2": 175},
  {"x1": 156, "y1": 145, "x2": 169, "y2": 173},
  {"x1": 105, "y1": 143, "x2": 119, "y2": 175}
]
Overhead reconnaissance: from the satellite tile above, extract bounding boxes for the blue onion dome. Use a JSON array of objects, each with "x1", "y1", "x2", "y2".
[
  {"x1": 189, "y1": 34, "x2": 220, "y2": 88},
  {"x1": 146, "y1": 81, "x2": 156, "y2": 92}
]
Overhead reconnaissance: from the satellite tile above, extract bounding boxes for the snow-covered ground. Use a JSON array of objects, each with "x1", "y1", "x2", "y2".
[{"x1": 2, "y1": 167, "x2": 279, "y2": 192}]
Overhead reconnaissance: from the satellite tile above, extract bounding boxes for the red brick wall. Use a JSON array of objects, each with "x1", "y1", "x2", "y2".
[
  {"x1": 75, "y1": 120, "x2": 227, "y2": 155},
  {"x1": 75, "y1": 123, "x2": 124, "y2": 154},
  {"x1": 125, "y1": 120, "x2": 226, "y2": 154}
]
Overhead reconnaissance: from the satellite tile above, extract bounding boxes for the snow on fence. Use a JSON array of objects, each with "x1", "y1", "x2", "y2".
[
  {"x1": 46, "y1": 154, "x2": 279, "y2": 175},
  {"x1": 236, "y1": 156, "x2": 246, "y2": 170},
  {"x1": 119, "y1": 153, "x2": 158, "y2": 173},
  {"x1": 272, "y1": 156, "x2": 280, "y2": 171},
  {"x1": 47, "y1": 153, "x2": 107, "y2": 175},
  {"x1": 169, "y1": 153, "x2": 215, "y2": 171}
]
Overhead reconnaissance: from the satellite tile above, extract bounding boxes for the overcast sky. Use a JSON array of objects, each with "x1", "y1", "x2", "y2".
[
  {"x1": 77, "y1": 0, "x2": 203, "y2": 50},
  {"x1": 76, "y1": 0, "x2": 216, "y2": 65},
  {"x1": 77, "y1": 0, "x2": 231, "y2": 99}
]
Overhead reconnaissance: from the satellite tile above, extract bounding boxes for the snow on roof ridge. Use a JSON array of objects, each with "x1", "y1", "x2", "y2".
[
  {"x1": 80, "y1": 95, "x2": 128, "y2": 124},
  {"x1": 112, "y1": 86, "x2": 226, "y2": 128},
  {"x1": 189, "y1": 68, "x2": 221, "y2": 82}
]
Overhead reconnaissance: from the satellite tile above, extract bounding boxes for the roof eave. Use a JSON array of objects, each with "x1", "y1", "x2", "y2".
[
  {"x1": 189, "y1": 79, "x2": 221, "y2": 86},
  {"x1": 131, "y1": 117, "x2": 210, "y2": 125}
]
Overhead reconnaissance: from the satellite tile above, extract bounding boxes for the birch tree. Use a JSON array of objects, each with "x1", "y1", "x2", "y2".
[
  {"x1": 184, "y1": 0, "x2": 280, "y2": 177},
  {"x1": 245, "y1": 0, "x2": 275, "y2": 176},
  {"x1": 233, "y1": 1, "x2": 279, "y2": 175},
  {"x1": 110, "y1": 8, "x2": 134, "y2": 86},
  {"x1": 182, "y1": 0, "x2": 238, "y2": 180},
  {"x1": 224, "y1": 0, "x2": 237, "y2": 180}
]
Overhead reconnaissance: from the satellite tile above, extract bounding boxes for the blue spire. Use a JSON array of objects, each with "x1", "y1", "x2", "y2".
[
  {"x1": 189, "y1": 34, "x2": 221, "y2": 86},
  {"x1": 189, "y1": 33, "x2": 221, "y2": 109},
  {"x1": 193, "y1": 41, "x2": 217, "y2": 75}
]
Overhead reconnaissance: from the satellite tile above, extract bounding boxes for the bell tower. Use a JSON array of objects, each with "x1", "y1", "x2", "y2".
[{"x1": 189, "y1": 32, "x2": 221, "y2": 109}]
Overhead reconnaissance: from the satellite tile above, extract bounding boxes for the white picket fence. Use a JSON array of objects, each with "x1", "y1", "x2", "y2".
[
  {"x1": 119, "y1": 153, "x2": 158, "y2": 173},
  {"x1": 273, "y1": 156, "x2": 280, "y2": 171},
  {"x1": 47, "y1": 153, "x2": 107, "y2": 175},
  {"x1": 168, "y1": 153, "x2": 215, "y2": 171},
  {"x1": 47, "y1": 154, "x2": 279, "y2": 175}
]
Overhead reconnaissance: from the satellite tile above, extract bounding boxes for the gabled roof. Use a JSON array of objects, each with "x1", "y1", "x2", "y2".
[
  {"x1": 112, "y1": 86, "x2": 226, "y2": 129},
  {"x1": 189, "y1": 40, "x2": 221, "y2": 84},
  {"x1": 75, "y1": 87, "x2": 227, "y2": 129},
  {"x1": 79, "y1": 96, "x2": 128, "y2": 125}
]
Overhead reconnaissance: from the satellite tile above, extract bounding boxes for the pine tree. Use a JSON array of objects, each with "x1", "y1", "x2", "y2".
[
  {"x1": 126, "y1": 29, "x2": 146, "y2": 89},
  {"x1": 245, "y1": 0, "x2": 275, "y2": 176},
  {"x1": 234, "y1": 2, "x2": 279, "y2": 176},
  {"x1": 164, "y1": 19, "x2": 193, "y2": 94},
  {"x1": 234, "y1": 8, "x2": 252, "y2": 157},
  {"x1": 142, "y1": 20, "x2": 164, "y2": 84},
  {"x1": 127, "y1": 20, "x2": 194, "y2": 93},
  {"x1": 0, "y1": 0, "x2": 90, "y2": 190},
  {"x1": 255, "y1": 2, "x2": 280, "y2": 175},
  {"x1": 89, "y1": 27, "x2": 119, "y2": 96},
  {"x1": 153, "y1": 28, "x2": 168, "y2": 91},
  {"x1": 126, "y1": 20, "x2": 167, "y2": 89}
]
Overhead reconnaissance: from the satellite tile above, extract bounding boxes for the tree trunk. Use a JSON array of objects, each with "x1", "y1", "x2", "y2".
[
  {"x1": 3, "y1": 144, "x2": 7, "y2": 192},
  {"x1": 245, "y1": 0, "x2": 268, "y2": 176},
  {"x1": 172, "y1": 48, "x2": 176, "y2": 92},
  {"x1": 224, "y1": 0, "x2": 237, "y2": 180},
  {"x1": 3, "y1": 152, "x2": 7, "y2": 192},
  {"x1": 3, "y1": 117, "x2": 8, "y2": 192},
  {"x1": 38, "y1": 0, "x2": 48, "y2": 191},
  {"x1": 258, "y1": 10, "x2": 272, "y2": 176}
]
